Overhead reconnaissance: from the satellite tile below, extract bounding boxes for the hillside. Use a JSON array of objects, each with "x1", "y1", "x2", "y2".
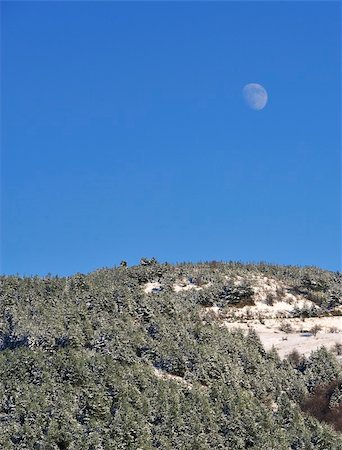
[{"x1": 0, "y1": 260, "x2": 341, "y2": 449}]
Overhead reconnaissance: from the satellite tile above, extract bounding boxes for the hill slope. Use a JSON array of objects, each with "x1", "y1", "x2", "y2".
[{"x1": 0, "y1": 261, "x2": 341, "y2": 449}]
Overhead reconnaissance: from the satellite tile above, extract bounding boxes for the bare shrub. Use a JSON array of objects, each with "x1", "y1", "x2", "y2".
[
  {"x1": 333, "y1": 343, "x2": 342, "y2": 356},
  {"x1": 301, "y1": 380, "x2": 342, "y2": 432},
  {"x1": 275, "y1": 286, "x2": 286, "y2": 299},
  {"x1": 287, "y1": 349, "x2": 301, "y2": 367},
  {"x1": 265, "y1": 293, "x2": 275, "y2": 306},
  {"x1": 310, "y1": 324, "x2": 322, "y2": 337},
  {"x1": 279, "y1": 322, "x2": 294, "y2": 333},
  {"x1": 245, "y1": 307, "x2": 253, "y2": 320},
  {"x1": 329, "y1": 326, "x2": 339, "y2": 333},
  {"x1": 258, "y1": 314, "x2": 265, "y2": 324}
]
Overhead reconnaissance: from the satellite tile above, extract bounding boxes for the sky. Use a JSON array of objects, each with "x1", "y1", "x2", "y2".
[{"x1": 1, "y1": 1, "x2": 341, "y2": 276}]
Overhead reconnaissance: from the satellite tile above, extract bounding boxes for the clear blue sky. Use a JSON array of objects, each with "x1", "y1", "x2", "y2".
[{"x1": 1, "y1": 1, "x2": 341, "y2": 276}]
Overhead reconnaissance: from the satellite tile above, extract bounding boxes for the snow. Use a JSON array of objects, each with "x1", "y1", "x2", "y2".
[
  {"x1": 144, "y1": 274, "x2": 341, "y2": 360},
  {"x1": 153, "y1": 368, "x2": 192, "y2": 388},
  {"x1": 143, "y1": 281, "x2": 162, "y2": 293},
  {"x1": 224, "y1": 316, "x2": 342, "y2": 358},
  {"x1": 208, "y1": 275, "x2": 341, "y2": 359}
]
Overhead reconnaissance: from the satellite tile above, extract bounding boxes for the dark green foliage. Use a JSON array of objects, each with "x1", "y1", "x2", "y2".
[{"x1": 0, "y1": 261, "x2": 341, "y2": 449}]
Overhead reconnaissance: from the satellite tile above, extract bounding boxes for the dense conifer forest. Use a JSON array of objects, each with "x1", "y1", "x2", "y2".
[{"x1": 0, "y1": 260, "x2": 341, "y2": 449}]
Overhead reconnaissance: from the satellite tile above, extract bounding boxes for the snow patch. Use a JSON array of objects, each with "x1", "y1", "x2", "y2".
[
  {"x1": 143, "y1": 281, "x2": 162, "y2": 293},
  {"x1": 153, "y1": 368, "x2": 192, "y2": 388},
  {"x1": 173, "y1": 279, "x2": 211, "y2": 293},
  {"x1": 222, "y1": 275, "x2": 317, "y2": 319},
  {"x1": 224, "y1": 316, "x2": 342, "y2": 358},
  {"x1": 225, "y1": 298, "x2": 317, "y2": 320}
]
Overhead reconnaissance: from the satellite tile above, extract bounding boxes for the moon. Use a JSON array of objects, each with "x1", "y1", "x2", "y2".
[{"x1": 243, "y1": 83, "x2": 268, "y2": 110}]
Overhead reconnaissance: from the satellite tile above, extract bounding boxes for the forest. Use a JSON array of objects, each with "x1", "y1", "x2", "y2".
[{"x1": 0, "y1": 260, "x2": 341, "y2": 449}]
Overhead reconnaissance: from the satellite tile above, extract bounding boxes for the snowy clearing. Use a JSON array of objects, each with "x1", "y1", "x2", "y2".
[{"x1": 224, "y1": 316, "x2": 342, "y2": 358}]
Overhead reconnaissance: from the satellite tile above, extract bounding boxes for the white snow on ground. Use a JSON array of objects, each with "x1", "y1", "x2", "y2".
[
  {"x1": 249, "y1": 274, "x2": 305, "y2": 304},
  {"x1": 209, "y1": 276, "x2": 341, "y2": 359},
  {"x1": 152, "y1": 368, "x2": 209, "y2": 390},
  {"x1": 224, "y1": 275, "x2": 318, "y2": 319},
  {"x1": 143, "y1": 281, "x2": 162, "y2": 293},
  {"x1": 225, "y1": 299, "x2": 316, "y2": 320},
  {"x1": 224, "y1": 316, "x2": 342, "y2": 358},
  {"x1": 144, "y1": 279, "x2": 212, "y2": 293},
  {"x1": 207, "y1": 305, "x2": 220, "y2": 315},
  {"x1": 144, "y1": 275, "x2": 341, "y2": 360},
  {"x1": 173, "y1": 279, "x2": 211, "y2": 293},
  {"x1": 153, "y1": 368, "x2": 193, "y2": 388},
  {"x1": 173, "y1": 283, "x2": 200, "y2": 293}
]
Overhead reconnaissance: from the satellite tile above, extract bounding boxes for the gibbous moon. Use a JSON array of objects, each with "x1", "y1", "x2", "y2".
[{"x1": 243, "y1": 83, "x2": 268, "y2": 110}]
